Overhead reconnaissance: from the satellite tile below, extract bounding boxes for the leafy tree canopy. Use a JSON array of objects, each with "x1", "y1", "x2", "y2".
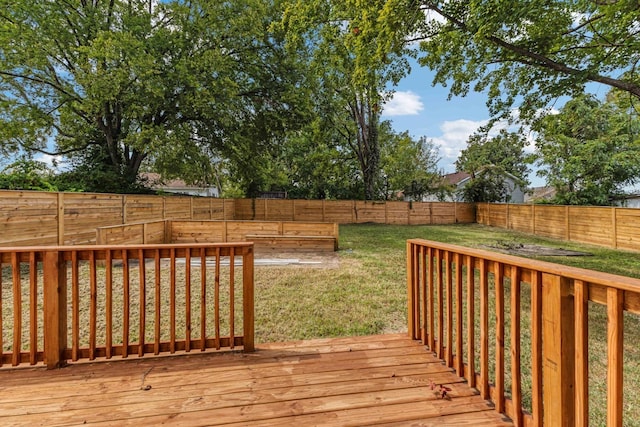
[
  {"x1": 535, "y1": 93, "x2": 640, "y2": 205},
  {"x1": 358, "y1": 0, "x2": 640, "y2": 123}
]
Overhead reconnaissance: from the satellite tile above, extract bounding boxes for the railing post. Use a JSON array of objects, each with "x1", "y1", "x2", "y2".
[
  {"x1": 242, "y1": 246, "x2": 255, "y2": 352},
  {"x1": 43, "y1": 250, "x2": 67, "y2": 369},
  {"x1": 541, "y1": 273, "x2": 575, "y2": 426}
]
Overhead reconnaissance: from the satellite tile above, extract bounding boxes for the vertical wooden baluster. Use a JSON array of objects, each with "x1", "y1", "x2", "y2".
[
  {"x1": 466, "y1": 255, "x2": 476, "y2": 387},
  {"x1": 242, "y1": 246, "x2": 255, "y2": 352},
  {"x1": 407, "y1": 242, "x2": 416, "y2": 340},
  {"x1": 531, "y1": 271, "x2": 543, "y2": 425},
  {"x1": 215, "y1": 247, "x2": 221, "y2": 350},
  {"x1": 421, "y1": 245, "x2": 428, "y2": 345},
  {"x1": 574, "y1": 280, "x2": 589, "y2": 426},
  {"x1": 29, "y1": 252, "x2": 37, "y2": 365},
  {"x1": 427, "y1": 247, "x2": 435, "y2": 352},
  {"x1": 89, "y1": 251, "x2": 97, "y2": 360},
  {"x1": 138, "y1": 248, "x2": 146, "y2": 357},
  {"x1": 0, "y1": 257, "x2": 3, "y2": 367},
  {"x1": 414, "y1": 244, "x2": 420, "y2": 338},
  {"x1": 185, "y1": 248, "x2": 191, "y2": 352},
  {"x1": 446, "y1": 251, "x2": 453, "y2": 367},
  {"x1": 495, "y1": 262, "x2": 505, "y2": 413},
  {"x1": 154, "y1": 249, "x2": 161, "y2": 355},
  {"x1": 510, "y1": 266, "x2": 522, "y2": 426},
  {"x1": 607, "y1": 288, "x2": 623, "y2": 427},
  {"x1": 71, "y1": 251, "x2": 79, "y2": 361},
  {"x1": 437, "y1": 249, "x2": 444, "y2": 359},
  {"x1": 122, "y1": 249, "x2": 130, "y2": 358},
  {"x1": 480, "y1": 258, "x2": 490, "y2": 399},
  {"x1": 12, "y1": 252, "x2": 21, "y2": 366},
  {"x1": 455, "y1": 253, "x2": 463, "y2": 376},
  {"x1": 229, "y1": 247, "x2": 236, "y2": 349},
  {"x1": 200, "y1": 247, "x2": 207, "y2": 351},
  {"x1": 170, "y1": 248, "x2": 176, "y2": 354},
  {"x1": 105, "y1": 249, "x2": 113, "y2": 359}
]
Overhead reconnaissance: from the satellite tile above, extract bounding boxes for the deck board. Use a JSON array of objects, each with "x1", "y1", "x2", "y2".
[{"x1": 0, "y1": 334, "x2": 512, "y2": 426}]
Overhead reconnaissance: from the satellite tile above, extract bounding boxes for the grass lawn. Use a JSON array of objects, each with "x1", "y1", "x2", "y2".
[{"x1": 254, "y1": 223, "x2": 640, "y2": 426}]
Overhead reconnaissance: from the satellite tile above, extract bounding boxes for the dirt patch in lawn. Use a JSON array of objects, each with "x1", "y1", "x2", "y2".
[{"x1": 482, "y1": 241, "x2": 592, "y2": 257}]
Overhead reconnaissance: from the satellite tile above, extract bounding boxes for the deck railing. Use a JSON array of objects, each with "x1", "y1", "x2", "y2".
[
  {"x1": 1, "y1": 243, "x2": 254, "y2": 369},
  {"x1": 407, "y1": 239, "x2": 640, "y2": 426}
]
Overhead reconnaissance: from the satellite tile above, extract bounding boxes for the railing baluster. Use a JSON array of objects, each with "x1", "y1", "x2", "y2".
[
  {"x1": 0, "y1": 259, "x2": 3, "y2": 367},
  {"x1": 510, "y1": 266, "x2": 522, "y2": 426},
  {"x1": 170, "y1": 248, "x2": 176, "y2": 353},
  {"x1": 455, "y1": 252, "x2": 463, "y2": 376},
  {"x1": 154, "y1": 249, "x2": 161, "y2": 356},
  {"x1": 466, "y1": 255, "x2": 475, "y2": 388},
  {"x1": 200, "y1": 247, "x2": 207, "y2": 351},
  {"x1": 229, "y1": 247, "x2": 235, "y2": 349},
  {"x1": 105, "y1": 249, "x2": 113, "y2": 359},
  {"x1": 122, "y1": 250, "x2": 130, "y2": 358},
  {"x1": 437, "y1": 249, "x2": 444, "y2": 359},
  {"x1": 445, "y1": 251, "x2": 453, "y2": 367},
  {"x1": 29, "y1": 252, "x2": 37, "y2": 365},
  {"x1": 89, "y1": 250, "x2": 97, "y2": 360},
  {"x1": 71, "y1": 251, "x2": 79, "y2": 361},
  {"x1": 607, "y1": 288, "x2": 624, "y2": 427},
  {"x1": 427, "y1": 247, "x2": 435, "y2": 351},
  {"x1": 215, "y1": 247, "x2": 221, "y2": 350},
  {"x1": 414, "y1": 245, "x2": 429, "y2": 346},
  {"x1": 185, "y1": 248, "x2": 191, "y2": 352},
  {"x1": 531, "y1": 270, "x2": 543, "y2": 425},
  {"x1": 495, "y1": 262, "x2": 505, "y2": 413},
  {"x1": 574, "y1": 279, "x2": 589, "y2": 426},
  {"x1": 138, "y1": 248, "x2": 146, "y2": 357},
  {"x1": 480, "y1": 258, "x2": 490, "y2": 399},
  {"x1": 12, "y1": 252, "x2": 21, "y2": 366}
]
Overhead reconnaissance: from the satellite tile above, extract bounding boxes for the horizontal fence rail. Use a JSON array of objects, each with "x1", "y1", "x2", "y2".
[
  {"x1": 0, "y1": 243, "x2": 254, "y2": 369},
  {"x1": 407, "y1": 239, "x2": 640, "y2": 426}
]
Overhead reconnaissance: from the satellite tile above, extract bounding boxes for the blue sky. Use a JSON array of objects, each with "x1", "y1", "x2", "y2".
[{"x1": 380, "y1": 60, "x2": 548, "y2": 187}]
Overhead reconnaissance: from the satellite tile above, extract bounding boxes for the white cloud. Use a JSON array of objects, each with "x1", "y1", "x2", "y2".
[
  {"x1": 35, "y1": 154, "x2": 67, "y2": 171},
  {"x1": 382, "y1": 91, "x2": 424, "y2": 116},
  {"x1": 429, "y1": 119, "x2": 487, "y2": 172}
]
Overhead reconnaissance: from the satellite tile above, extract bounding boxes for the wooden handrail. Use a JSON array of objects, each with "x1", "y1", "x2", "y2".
[
  {"x1": 407, "y1": 238, "x2": 640, "y2": 426},
  {"x1": 0, "y1": 243, "x2": 255, "y2": 369}
]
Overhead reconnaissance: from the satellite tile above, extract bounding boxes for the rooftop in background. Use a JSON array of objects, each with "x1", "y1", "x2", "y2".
[{"x1": 142, "y1": 172, "x2": 219, "y2": 198}]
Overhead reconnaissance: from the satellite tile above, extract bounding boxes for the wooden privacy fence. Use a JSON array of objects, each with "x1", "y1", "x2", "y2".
[
  {"x1": 96, "y1": 220, "x2": 339, "y2": 252},
  {"x1": 235, "y1": 198, "x2": 475, "y2": 224},
  {"x1": 407, "y1": 239, "x2": 640, "y2": 426},
  {"x1": 0, "y1": 190, "x2": 472, "y2": 247},
  {"x1": 477, "y1": 203, "x2": 640, "y2": 252},
  {"x1": 0, "y1": 242, "x2": 254, "y2": 369}
]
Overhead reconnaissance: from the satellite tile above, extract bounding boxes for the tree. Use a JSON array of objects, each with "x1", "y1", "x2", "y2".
[
  {"x1": 0, "y1": 0, "x2": 308, "y2": 192},
  {"x1": 379, "y1": 124, "x2": 441, "y2": 200},
  {"x1": 359, "y1": 1, "x2": 640, "y2": 123},
  {"x1": 281, "y1": 0, "x2": 410, "y2": 200},
  {"x1": 535, "y1": 93, "x2": 640, "y2": 205},
  {"x1": 0, "y1": 159, "x2": 58, "y2": 191}
]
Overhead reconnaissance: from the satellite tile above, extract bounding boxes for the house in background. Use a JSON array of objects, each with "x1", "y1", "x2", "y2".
[
  {"x1": 524, "y1": 186, "x2": 557, "y2": 203},
  {"x1": 425, "y1": 170, "x2": 526, "y2": 203},
  {"x1": 142, "y1": 172, "x2": 220, "y2": 197}
]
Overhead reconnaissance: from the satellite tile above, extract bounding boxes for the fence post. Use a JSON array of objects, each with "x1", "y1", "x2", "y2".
[
  {"x1": 43, "y1": 250, "x2": 67, "y2": 369},
  {"x1": 541, "y1": 273, "x2": 575, "y2": 426},
  {"x1": 242, "y1": 246, "x2": 255, "y2": 352}
]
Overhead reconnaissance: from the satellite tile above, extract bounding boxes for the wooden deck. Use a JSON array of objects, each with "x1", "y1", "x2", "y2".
[{"x1": 0, "y1": 334, "x2": 513, "y2": 426}]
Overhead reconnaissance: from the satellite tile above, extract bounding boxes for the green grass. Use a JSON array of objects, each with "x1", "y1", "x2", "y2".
[{"x1": 252, "y1": 223, "x2": 640, "y2": 426}]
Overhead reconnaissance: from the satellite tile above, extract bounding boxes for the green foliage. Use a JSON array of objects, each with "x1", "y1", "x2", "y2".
[
  {"x1": 0, "y1": 159, "x2": 58, "y2": 191},
  {"x1": 535, "y1": 93, "x2": 640, "y2": 205},
  {"x1": 0, "y1": 0, "x2": 309, "y2": 193},
  {"x1": 458, "y1": 168, "x2": 512, "y2": 203},
  {"x1": 362, "y1": 1, "x2": 640, "y2": 123}
]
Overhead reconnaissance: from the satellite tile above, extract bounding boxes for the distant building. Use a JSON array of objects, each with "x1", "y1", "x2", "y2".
[
  {"x1": 142, "y1": 173, "x2": 219, "y2": 197},
  {"x1": 524, "y1": 186, "x2": 557, "y2": 203},
  {"x1": 614, "y1": 193, "x2": 640, "y2": 208},
  {"x1": 426, "y1": 170, "x2": 525, "y2": 203}
]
